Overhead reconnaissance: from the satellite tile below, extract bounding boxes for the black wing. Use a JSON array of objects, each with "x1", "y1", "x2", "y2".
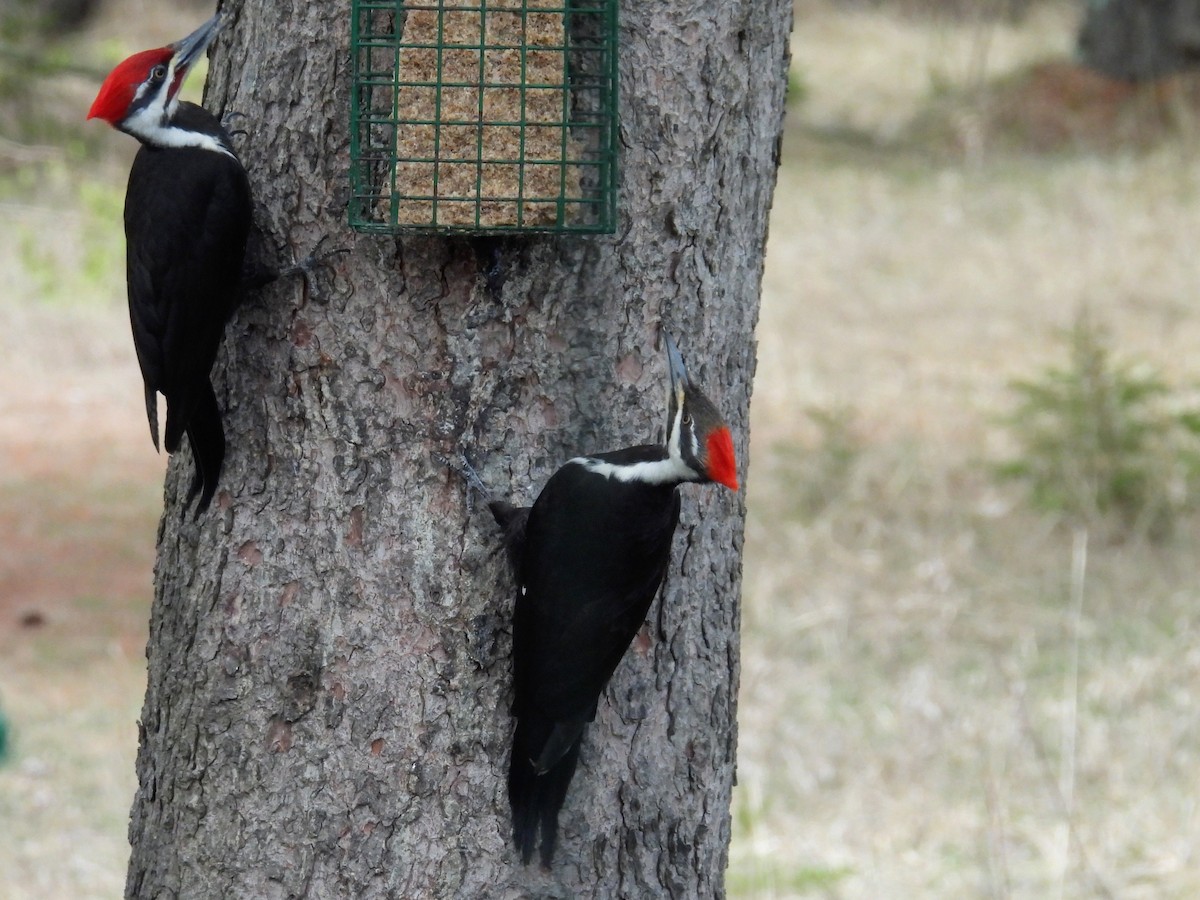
[
  {"x1": 124, "y1": 131, "x2": 250, "y2": 450},
  {"x1": 505, "y1": 453, "x2": 680, "y2": 864},
  {"x1": 513, "y1": 461, "x2": 681, "y2": 726}
]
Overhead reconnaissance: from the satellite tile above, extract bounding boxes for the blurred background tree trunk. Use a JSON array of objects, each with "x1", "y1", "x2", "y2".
[
  {"x1": 1079, "y1": 0, "x2": 1200, "y2": 80},
  {"x1": 123, "y1": 0, "x2": 790, "y2": 896}
]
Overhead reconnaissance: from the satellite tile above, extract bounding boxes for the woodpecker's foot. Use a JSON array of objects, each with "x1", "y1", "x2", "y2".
[
  {"x1": 275, "y1": 235, "x2": 350, "y2": 303},
  {"x1": 459, "y1": 455, "x2": 492, "y2": 499},
  {"x1": 244, "y1": 235, "x2": 350, "y2": 299},
  {"x1": 440, "y1": 452, "x2": 492, "y2": 512},
  {"x1": 221, "y1": 110, "x2": 249, "y2": 140}
]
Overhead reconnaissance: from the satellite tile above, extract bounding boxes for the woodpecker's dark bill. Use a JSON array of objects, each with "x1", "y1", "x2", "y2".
[
  {"x1": 88, "y1": 13, "x2": 251, "y2": 513},
  {"x1": 488, "y1": 334, "x2": 737, "y2": 866}
]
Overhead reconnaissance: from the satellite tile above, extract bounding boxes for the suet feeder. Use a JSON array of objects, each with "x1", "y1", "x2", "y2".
[{"x1": 349, "y1": 0, "x2": 619, "y2": 234}]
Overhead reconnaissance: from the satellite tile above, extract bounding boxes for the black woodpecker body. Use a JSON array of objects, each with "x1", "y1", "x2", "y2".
[
  {"x1": 489, "y1": 334, "x2": 739, "y2": 867},
  {"x1": 88, "y1": 14, "x2": 251, "y2": 512}
]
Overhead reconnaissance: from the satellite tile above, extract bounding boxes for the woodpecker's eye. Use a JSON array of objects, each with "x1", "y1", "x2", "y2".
[
  {"x1": 150, "y1": 64, "x2": 167, "y2": 83},
  {"x1": 682, "y1": 412, "x2": 693, "y2": 427}
]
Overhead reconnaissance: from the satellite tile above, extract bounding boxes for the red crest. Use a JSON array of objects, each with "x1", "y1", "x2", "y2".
[{"x1": 705, "y1": 427, "x2": 738, "y2": 491}]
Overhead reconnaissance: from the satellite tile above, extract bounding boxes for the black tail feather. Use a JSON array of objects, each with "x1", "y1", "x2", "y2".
[
  {"x1": 489, "y1": 500, "x2": 531, "y2": 574},
  {"x1": 509, "y1": 716, "x2": 583, "y2": 867},
  {"x1": 183, "y1": 379, "x2": 225, "y2": 515},
  {"x1": 163, "y1": 390, "x2": 188, "y2": 455},
  {"x1": 144, "y1": 385, "x2": 160, "y2": 451}
]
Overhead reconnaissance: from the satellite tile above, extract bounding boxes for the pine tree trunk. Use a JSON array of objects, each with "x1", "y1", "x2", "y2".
[
  {"x1": 125, "y1": 1, "x2": 791, "y2": 896},
  {"x1": 1079, "y1": 0, "x2": 1200, "y2": 81}
]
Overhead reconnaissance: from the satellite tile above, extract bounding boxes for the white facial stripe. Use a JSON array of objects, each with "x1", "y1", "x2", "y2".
[
  {"x1": 165, "y1": 57, "x2": 193, "y2": 120},
  {"x1": 667, "y1": 403, "x2": 684, "y2": 463},
  {"x1": 571, "y1": 456, "x2": 697, "y2": 485},
  {"x1": 131, "y1": 68, "x2": 171, "y2": 123},
  {"x1": 165, "y1": 58, "x2": 183, "y2": 118}
]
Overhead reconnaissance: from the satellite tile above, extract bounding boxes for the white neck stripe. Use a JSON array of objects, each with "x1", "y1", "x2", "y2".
[
  {"x1": 147, "y1": 125, "x2": 235, "y2": 157},
  {"x1": 571, "y1": 456, "x2": 697, "y2": 485},
  {"x1": 122, "y1": 97, "x2": 235, "y2": 159}
]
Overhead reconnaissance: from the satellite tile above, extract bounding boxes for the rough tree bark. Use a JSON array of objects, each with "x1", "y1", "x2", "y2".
[{"x1": 125, "y1": 1, "x2": 791, "y2": 896}]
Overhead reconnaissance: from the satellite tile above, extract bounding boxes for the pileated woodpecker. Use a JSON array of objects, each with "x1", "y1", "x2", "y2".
[
  {"x1": 87, "y1": 14, "x2": 250, "y2": 512},
  {"x1": 484, "y1": 333, "x2": 739, "y2": 866}
]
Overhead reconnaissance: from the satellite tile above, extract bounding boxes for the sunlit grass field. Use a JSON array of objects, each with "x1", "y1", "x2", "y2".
[{"x1": 3, "y1": 2, "x2": 1200, "y2": 897}]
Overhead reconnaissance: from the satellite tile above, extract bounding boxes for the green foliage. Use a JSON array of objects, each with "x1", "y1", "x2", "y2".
[
  {"x1": 787, "y1": 64, "x2": 808, "y2": 107},
  {"x1": 728, "y1": 860, "x2": 853, "y2": 896},
  {"x1": 775, "y1": 403, "x2": 862, "y2": 523},
  {"x1": 16, "y1": 225, "x2": 58, "y2": 298},
  {"x1": 78, "y1": 179, "x2": 126, "y2": 289},
  {"x1": 8, "y1": 167, "x2": 125, "y2": 307},
  {"x1": 997, "y1": 308, "x2": 1200, "y2": 536},
  {"x1": 731, "y1": 787, "x2": 852, "y2": 897}
]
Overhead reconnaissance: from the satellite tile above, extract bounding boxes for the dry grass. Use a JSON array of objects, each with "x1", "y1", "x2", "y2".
[
  {"x1": 0, "y1": 204, "x2": 162, "y2": 898},
  {"x1": 790, "y1": 1, "x2": 1074, "y2": 141},
  {"x1": 0, "y1": 9, "x2": 170, "y2": 896},
  {"x1": 734, "y1": 2, "x2": 1200, "y2": 896},
  {"x1": 5, "y1": 2, "x2": 1200, "y2": 897},
  {"x1": 0, "y1": 601, "x2": 150, "y2": 899}
]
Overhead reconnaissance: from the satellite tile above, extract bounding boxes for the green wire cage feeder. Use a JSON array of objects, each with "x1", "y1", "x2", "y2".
[{"x1": 349, "y1": 0, "x2": 618, "y2": 234}]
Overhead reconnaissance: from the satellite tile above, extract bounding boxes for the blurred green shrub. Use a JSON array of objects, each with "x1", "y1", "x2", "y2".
[
  {"x1": 996, "y1": 307, "x2": 1200, "y2": 536},
  {"x1": 787, "y1": 65, "x2": 808, "y2": 107},
  {"x1": 770, "y1": 403, "x2": 862, "y2": 523}
]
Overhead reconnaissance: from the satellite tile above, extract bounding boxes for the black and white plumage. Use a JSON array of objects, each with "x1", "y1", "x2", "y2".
[
  {"x1": 488, "y1": 334, "x2": 738, "y2": 866},
  {"x1": 88, "y1": 14, "x2": 250, "y2": 512}
]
